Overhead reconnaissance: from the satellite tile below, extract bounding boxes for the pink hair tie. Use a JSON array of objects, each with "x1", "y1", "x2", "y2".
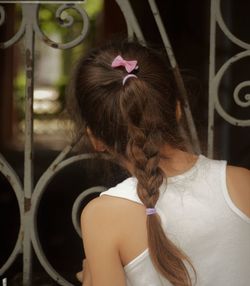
[
  {"x1": 146, "y1": 208, "x2": 157, "y2": 216},
  {"x1": 122, "y1": 74, "x2": 137, "y2": 85}
]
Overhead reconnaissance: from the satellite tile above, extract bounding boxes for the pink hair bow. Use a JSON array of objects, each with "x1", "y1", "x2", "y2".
[{"x1": 111, "y1": 55, "x2": 138, "y2": 73}]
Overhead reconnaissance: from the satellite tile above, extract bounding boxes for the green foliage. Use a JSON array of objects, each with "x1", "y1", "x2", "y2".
[{"x1": 85, "y1": 0, "x2": 103, "y2": 18}]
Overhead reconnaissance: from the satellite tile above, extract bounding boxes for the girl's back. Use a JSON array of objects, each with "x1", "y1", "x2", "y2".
[{"x1": 83, "y1": 154, "x2": 250, "y2": 285}]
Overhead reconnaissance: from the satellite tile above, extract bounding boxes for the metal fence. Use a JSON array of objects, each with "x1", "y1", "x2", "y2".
[
  {"x1": 0, "y1": 0, "x2": 249, "y2": 285},
  {"x1": 208, "y1": 0, "x2": 250, "y2": 157}
]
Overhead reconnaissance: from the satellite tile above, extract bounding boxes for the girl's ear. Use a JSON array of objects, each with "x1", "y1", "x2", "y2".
[
  {"x1": 176, "y1": 100, "x2": 182, "y2": 122},
  {"x1": 86, "y1": 127, "x2": 106, "y2": 152}
]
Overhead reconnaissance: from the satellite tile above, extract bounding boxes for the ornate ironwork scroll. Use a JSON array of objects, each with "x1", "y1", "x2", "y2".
[
  {"x1": 0, "y1": 3, "x2": 92, "y2": 285},
  {"x1": 208, "y1": 0, "x2": 250, "y2": 157}
]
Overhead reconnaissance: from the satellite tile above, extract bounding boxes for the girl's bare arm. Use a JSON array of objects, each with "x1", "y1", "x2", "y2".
[{"x1": 80, "y1": 197, "x2": 127, "y2": 286}]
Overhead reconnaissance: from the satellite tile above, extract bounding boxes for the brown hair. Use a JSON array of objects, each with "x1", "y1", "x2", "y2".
[{"x1": 69, "y1": 40, "x2": 195, "y2": 285}]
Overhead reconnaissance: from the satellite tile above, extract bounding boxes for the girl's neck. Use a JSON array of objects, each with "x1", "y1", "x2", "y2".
[
  {"x1": 122, "y1": 145, "x2": 199, "y2": 178},
  {"x1": 159, "y1": 146, "x2": 198, "y2": 177}
]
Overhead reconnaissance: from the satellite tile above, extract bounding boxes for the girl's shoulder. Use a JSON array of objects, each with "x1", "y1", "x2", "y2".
[
  {"x1": 227, "y1": 165, "x2": 250, "y2": 181},
  {"x1": 81, "y1": 184, "x2": 145, "y2": 241},
  {"x1": 81, "y1": 190, "x2": 145, "y2": 228},
  {"x1": 226, "y1": 165, "x2": 250, "y2": 218},
  {"x1": 81, "y1": 188, "x2": 148, "y2": 264}
]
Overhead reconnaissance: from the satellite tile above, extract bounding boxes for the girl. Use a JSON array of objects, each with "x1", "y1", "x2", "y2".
[{"x1": 69, "y1": 41, "x2": 250, "y2": 286}]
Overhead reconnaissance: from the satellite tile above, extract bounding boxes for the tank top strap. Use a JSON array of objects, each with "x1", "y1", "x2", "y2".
[{"x1": 100, "y1": 177, "x2": 143, "y2": 205}]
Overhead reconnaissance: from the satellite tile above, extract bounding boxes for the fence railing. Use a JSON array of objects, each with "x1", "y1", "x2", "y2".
[
  {"x1": 208, "y1": 0, "x2": 250, "y2": 157},
  {"x1": 0, "y1": 0, "x2": 249, "y2": 285}
]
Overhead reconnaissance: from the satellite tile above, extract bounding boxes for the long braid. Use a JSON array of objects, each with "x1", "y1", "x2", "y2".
[
  {"x1": 126, "y1": 128, "x2": 163, "y2": 206},
  {"x1": 127, "y1": 131, "x2": 194, "y2": 286},
  {"x1": 121, "y1": 81, "x2": 195, "y2": 286}
]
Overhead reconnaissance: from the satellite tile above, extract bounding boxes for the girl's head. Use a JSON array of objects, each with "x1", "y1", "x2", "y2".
[
  {"x1": 72, "y1": 40, "x2": 184, "y2": 155},
  {"x1": 69, "y1": 40, "x2": 194, "y2": 285}
]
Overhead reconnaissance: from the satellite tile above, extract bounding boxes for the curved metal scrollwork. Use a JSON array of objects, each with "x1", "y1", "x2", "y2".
[
  {"x1": 34, "y1": 4, "x2": 90, "y2": 49},
  {"x1": 212, "y1": 50, "x2": 250, "y2": 127},
  {"x1": 0, "y1": 154, "x2": 23, "y2": 275},
  {"x1": 30, "y1": 152, "x2": 101, "y2": 286},
  {"x1": 233, "y1": 81, "x2": 250, "y2": 108},
  {"x1": 0, "y1": 3, "x2": 92, "y2": 285},
  {"x1": 208, "y1": 0, "x2": 250, "y2": 156},
  {"x1": 0, "y1": 3, "x2": 90, "y2": 49},
  {"x1": 0, "y1": 5, "x2": 25, "y2": 48},
  {"x1": 0, "y1": 5, "x2": 5, "y2": 26},
  {"x1": 216, "y1": 0, "x2": 250, "y2": 50},
  {"x1": 72, "y1": 186, "x2": 107, "y2": 237}
]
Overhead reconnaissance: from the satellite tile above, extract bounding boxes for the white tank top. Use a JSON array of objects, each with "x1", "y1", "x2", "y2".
[{"x1": 100, "y1": 155, "x2": 250, "y2": 286}]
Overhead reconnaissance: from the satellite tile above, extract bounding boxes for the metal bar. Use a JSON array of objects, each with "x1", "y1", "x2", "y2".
[
  {"x1": 0, "y1": 1, "x2": 84, "y2": 3},
  {"x1": 148, "y1": 0, "x2": 176, "y2": 68},
  {"x1": 208, "y1": 0, "x2": 216, "y2": 158},
  {"x1": 148, "y1": 0, "x2": 201, "y2": 154},
  {"x1": 115, "y1": 0, "x2": 145, "y2": 43},
  {"x1": 22, "y1": 4, "x2": 35, "y2": 285}
]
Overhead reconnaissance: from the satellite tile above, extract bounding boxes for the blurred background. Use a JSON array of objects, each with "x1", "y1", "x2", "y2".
[{"x1": 0, "y1": 0, "x2": 249, "y2": 285}]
